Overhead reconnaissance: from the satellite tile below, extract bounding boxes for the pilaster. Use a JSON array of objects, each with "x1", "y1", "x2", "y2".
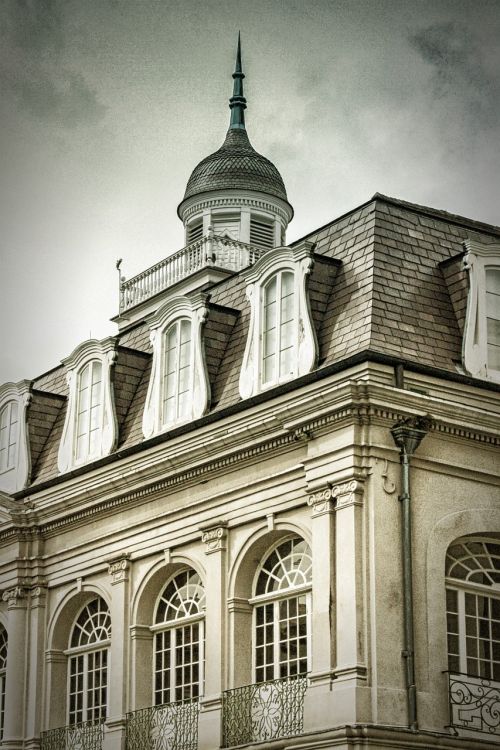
[
  {"x1": 2, "y1": 586, "x2": 29, "y2": 750},
  {"x1": 25, "y1": 585, "x2": 48, "y2": 750},
  {"x1": 104, "y1": 555, "x2": 130, "y2": 750},
  {"x1": 198, "y1": 522, "x2": 227, "y2": 750}
]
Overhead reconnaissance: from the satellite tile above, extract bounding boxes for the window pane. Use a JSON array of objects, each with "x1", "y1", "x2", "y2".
[{"x1": 486, "y1": 268, "x2": 500, "y2": 296}]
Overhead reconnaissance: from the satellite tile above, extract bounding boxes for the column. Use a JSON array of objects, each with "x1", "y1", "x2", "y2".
[
  {"x1": 303, "y1": 487, "x2": 335, "y2": 732},
  {"x1": 2, "y1": 586, "x2": 28, "y2": 750},
  {"x1": 198, "y1": 522, "x2": 227, "y2": 750},
  {"x1": 25, "y1": 585, "x2": 47, "y2": 750},
  {"x1": 331, "y1": 478, "x2": 370, "y2": 722},
  {"x1": 104, "y1": 556, "x2": 130, "y2": 750}
]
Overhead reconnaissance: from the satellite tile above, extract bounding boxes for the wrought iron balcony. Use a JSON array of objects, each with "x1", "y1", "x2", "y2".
[
  {"x1": 126, "y1": 699, "x2": 199, "y2": 750},
  {"x1": 119, "y1": 232, "x2": 266, "y2": 314},
  {"x1": 40, "y1": 719, "x2": 104, "y2": 750},
  {"x1": 447, "y1": 671, "x2": 500, "y2": 737},
  {"x1": 222, "y1": 675, "x2": 307, "y2": 746}
]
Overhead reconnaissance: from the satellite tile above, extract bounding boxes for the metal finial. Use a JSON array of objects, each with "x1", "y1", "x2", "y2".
[{"x1": 229, "y1": 32, "x2": 246, "y2": 130}]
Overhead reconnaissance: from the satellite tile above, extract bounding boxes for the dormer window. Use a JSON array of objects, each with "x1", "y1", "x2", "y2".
[
  {"x1": 239, "y1": 241, "x2": 317, "y2": 399},
  {"x1": 0, "y1": 381, "x2": 31, "y2": 493},
  {"x1": 58, "y1": 339, "x2": 118, "y2": 474},
  {"x1": 142, "y1": 294, "x2": 210, "y2": 439},
  {"x1": 463, "y1": 240, "x2": 500, "y2": 383}
]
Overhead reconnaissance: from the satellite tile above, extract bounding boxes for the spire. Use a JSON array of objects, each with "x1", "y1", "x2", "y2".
[{"x1": 229, "y1": 32, "x2": 246, "y2": 130}]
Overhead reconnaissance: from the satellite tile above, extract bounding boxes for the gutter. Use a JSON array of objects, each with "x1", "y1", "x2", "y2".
[{"x1": 391, "y1": 415, "x2": 434, "y2": 730}]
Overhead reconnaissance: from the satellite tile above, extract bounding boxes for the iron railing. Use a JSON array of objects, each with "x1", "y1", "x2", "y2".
[
  {"x1": 119, "y1": 233, "x2": 265, "y2": 314},
  {"x1": 126, "y1": 699, "x2": 199, "y2": 750},
  {"x1": 40, "y1": 719, "x2": 104, "y2": 750},
  {"x1": 447, "y1": 671, "x2": 500, "y2": 736},
  {"x1": 222, "y1": 675, "x2": 307, "y2": 746}
]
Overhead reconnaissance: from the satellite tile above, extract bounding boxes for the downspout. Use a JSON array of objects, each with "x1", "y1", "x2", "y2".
[{"x1": 390, "y1": 414, "x2": 434, "y2": 730}]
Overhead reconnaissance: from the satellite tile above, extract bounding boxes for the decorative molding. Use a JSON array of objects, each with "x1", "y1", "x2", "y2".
[
  {"x1": 130, "y1": 624, "x2": 153, "y2": 641},
  {"x1": 180, "y1": 190, "x2": 292, "y2": 226},
  {"x1": 307, "y1": 487, "x2": 334, "y2": 516},
  {"x1": 142, "y1": 293, "x2": 210, "y2": 439},
  {"x1": 332, "y1": 479, "x2": 364, "y2": 509},
  {"x1": 2, "y1": 586, "x2": 28, "y2": 608},
  {"x1": 227, "y1": 596, "x2": 252, "y2": 615},
  {"x1": 200, "y1": 521, "x2": 228, "y2": 554},
  {"x1": 107, "y1": 555, "x2": 130, "y2": 584},
  {"x1": 58, "y1": 338, "x2": 118, "y2": 474},
  {"x1": 239, "y1": 241, "x2": 318, "y2": 399},
  {"x1": 0, "y1": 380, "x2": 32, "y2": 494}
]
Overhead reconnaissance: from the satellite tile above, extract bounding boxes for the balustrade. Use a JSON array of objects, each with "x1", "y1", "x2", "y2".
[
  {"x1": 447, "y1": 671, "x2": 500, "y2": 737},
  {"x1": 119, "y1": 234, "x2": 266, "y2": 314},
  {"x1": 222, "y1": 675, "x2": 307, "y2": 747},
  {"x1": 126, "y1": 699, "x2": 199, "y2": 750},
  {"x1": 40, "y1": 719, "x2": 104, "y2": 750}
]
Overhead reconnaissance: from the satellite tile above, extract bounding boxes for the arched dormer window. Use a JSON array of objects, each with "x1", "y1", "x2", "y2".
[
  {"x1": 67, "y1": 598, "x2": 111, "y2": 726},
  {"x1": 58, "y1": 339, "x2": 118, "y2": 473},
  {"x1": 446, "y1": 538, "x2": 500, "y2": 681},
  {"x1": 463, "y1": 241, "x2": 500, "y2": 383},
  {"x1": 252, "y1": 537, "x2": 312, "y2": 683},
  {"x1": 0, "y1": 625, "x2": 7, "y2": 740},
  {"x1": 239, "y1": 241, "x2": 317, "y2": 399},
  {"x1": 142, "y1": 294, "x2": 210, "y2": 439},
  {"x1": 153, "y1": 569, "x2": 205, "y2": 705},
  {"x1": 0, "y1": 381, "x2": 31, "y2": 494}
]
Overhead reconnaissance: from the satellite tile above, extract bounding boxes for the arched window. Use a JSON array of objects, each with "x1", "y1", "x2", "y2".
[
  {"x1": 0, "y1": 401, "x2": 18, "y2": 473},
  {"x1": 253, "y1": 537, "x2": 312, "y2": 683},
  {"x1": 153, "y1": 570, "x2": 205, "y2": 705},
  {"x1": 0, "y1": 626, "x2": 7, "y2": 739},
  {"x1": 67, "y1": 598, "x2": 111, "y2": 725},
  {"x1": 75, "y1": 361, "x2": 103, "y2": 463},
  {"x1": 162, "y1": 319, "x2": 192, "y2": 426},
  {"x1": 262, "y1": 271, "x2": 295, "y2": 387},
  {"x1": 446, "y1": 538, "x2": 500, "y2": 680}
]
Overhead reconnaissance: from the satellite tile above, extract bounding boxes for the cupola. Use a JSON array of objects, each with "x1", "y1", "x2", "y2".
[{"x1": 177, "y1": 34, "x2": 294, "y2": 250}]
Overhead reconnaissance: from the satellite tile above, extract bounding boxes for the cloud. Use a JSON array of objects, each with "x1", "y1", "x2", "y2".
[{"x1": 0, "y1": 0, "x2": 107, "y2": 128}]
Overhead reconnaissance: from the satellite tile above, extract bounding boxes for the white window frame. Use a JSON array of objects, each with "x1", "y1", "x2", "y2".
[
  {"x1": 74, "y1": 360, "x2": 104, "y2": 464},
  {"x1": 0, "y1": 401, "x2": 19, "y2": 473},
  {"x1": 261, "y1": 270, "x2": 296, "y2": 389},
  {"x1": 151, "y1": 570, "x2": 206, "y2": 705},
  {"x1": 463, "y1": 240, "x2": 500, "y2": 383},
  {"x1": 58, "y1": 338, "x2": 118, "y2": 474},
  {"x1": 142, "y1": 294, "x2": 210, "y2": 439},
  {"x1": 161, "y1": 318, "x2": 193, "y2": 428},
  {"x1": 239, "y1": 241, "x2": 317, "y2": 399},
  {"x1": 0, "y1": 381, "x2": 31, "y2": 494}
]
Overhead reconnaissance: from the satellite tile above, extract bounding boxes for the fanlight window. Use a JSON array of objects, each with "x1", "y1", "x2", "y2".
[
  {"x1": 0, "y1": 401, "x2": 18, "y2": 472},
  {"x1": 253, "y1": 537, "x2": 312, "y2": 683},
  {"x1": 0, "y1": 626, "x2": 7, "y2": 740},
  {"x1": 75, "y1": 360, "x2": 103, "y2": 463},
  {"x1": 162, "y1": 319, "x2": 192, "y2": 426},
  {"x1": 486, "y1": 268, "x2": 500, "y2": 372},
  {"x1": 68, "y1": 598, "x2": 111, "y2": 725},
  {"x1": 154, "y1": 570, "x2": 205, "y2": 705},
  {"x1": 446, "y1": 539, "x2": 500, "y2": 681},
  {"x1": 262, "y1": 271, "x2": 295, "y2": 387}
]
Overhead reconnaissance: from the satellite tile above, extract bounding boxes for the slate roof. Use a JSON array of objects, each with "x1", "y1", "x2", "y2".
[
  {"x1": 180, "y1": 128, "x2": 290, "y2": 208},
  {"x1": 16, "y1": 194, "x2": 500, "y2": 494}
]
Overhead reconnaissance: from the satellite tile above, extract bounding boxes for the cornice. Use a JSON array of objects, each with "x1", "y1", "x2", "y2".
[{"x1": 180, "y1": 190, "x2": 292, "y2": 224}]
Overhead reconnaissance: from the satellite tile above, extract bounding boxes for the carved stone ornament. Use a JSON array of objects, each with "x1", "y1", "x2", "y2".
[
  {"x1": 2, "y1": 586, "x2": 28, "y2": 607},
  {"x1": 201, "y1": 523, "x2": 227, "y2": 554},
  {"x1": 58, "y1": 338, "x2": 118, "y2": 473},
  {"x1": 0, "y1": 380, "x2": 32, "y2": 494},
  {"x1": 239, "y1": 241, "x2": 318, "y2": 399},
  {"x1": 142, "y1": 292, "x2": 210, "y2": 439},
  {"x1": 307, "y1": 487, "x2": 334, "y2": 516},
  {"x1": 332, "y1": 479, "x2": 364, "y2": 509},
  {"x1": 108, "y1": 556, "x2": 130, "y2": 584}
]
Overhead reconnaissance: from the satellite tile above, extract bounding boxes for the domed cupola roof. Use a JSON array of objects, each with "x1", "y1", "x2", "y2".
[{"x1": 178, "y1": 34, "x2": 293, "y2": 219}]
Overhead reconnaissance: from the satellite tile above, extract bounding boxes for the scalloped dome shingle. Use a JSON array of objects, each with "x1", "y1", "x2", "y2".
[{"x1": 182, "y1": 128, "x2": 288, "y2": 203}]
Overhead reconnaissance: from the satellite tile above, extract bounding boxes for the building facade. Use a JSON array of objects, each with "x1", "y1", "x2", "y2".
[{"x1": 0, "y1": 39, "x2": 499, "y2": 750}]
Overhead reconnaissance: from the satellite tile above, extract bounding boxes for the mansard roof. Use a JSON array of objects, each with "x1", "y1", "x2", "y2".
[{"x1": 14, "y1": 194, "x2": 500, "y2": 495}]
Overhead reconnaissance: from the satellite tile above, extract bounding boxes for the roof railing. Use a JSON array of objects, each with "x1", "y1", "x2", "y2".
[{"x1": 119, "y1": 229, "x2": 266, "y2": 314}]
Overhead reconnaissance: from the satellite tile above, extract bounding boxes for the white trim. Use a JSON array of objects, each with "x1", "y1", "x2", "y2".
[{"x1": 0, "y1": 380, "x2": 31, "y2": 493}]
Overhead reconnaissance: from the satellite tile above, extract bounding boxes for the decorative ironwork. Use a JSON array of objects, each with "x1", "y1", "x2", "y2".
[
  {"x1": 126, "y1": 700, "x2": 199, "y2": 750},
  {"x1": 448, "y1": 672, "x2": 500, "y2": 736},
  {"x1": 119, "y1": 234, "x2": 265, "y2": 314},
  {"x1": 222, "y1": 675, "x2": 307, "y2": 746},
  {"x1": 40, "y1": 719, "x2": 104, "y2": 750}
]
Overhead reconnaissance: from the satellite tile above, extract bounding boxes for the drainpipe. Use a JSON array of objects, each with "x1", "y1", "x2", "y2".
[{"x1": 390, "y1": 414, "x2": 434, "y2": 730}]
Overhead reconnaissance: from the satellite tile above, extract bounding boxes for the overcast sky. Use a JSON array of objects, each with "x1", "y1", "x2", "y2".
[{"x1": 1, "y1": 0, "x2": 499, "y2": 383}]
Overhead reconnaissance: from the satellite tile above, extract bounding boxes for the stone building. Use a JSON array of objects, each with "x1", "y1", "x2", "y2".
[{"x1": 0, "y1": 38, "x2": 499, "y2": 750}]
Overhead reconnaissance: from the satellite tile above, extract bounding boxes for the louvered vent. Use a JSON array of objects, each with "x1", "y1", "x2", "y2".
[
  {"x1": 187, "y1": 221, "x2": 203, "y2": 244},
  {"x1": 250, "y1": 217, "x2": 274, "y2": 249}
]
